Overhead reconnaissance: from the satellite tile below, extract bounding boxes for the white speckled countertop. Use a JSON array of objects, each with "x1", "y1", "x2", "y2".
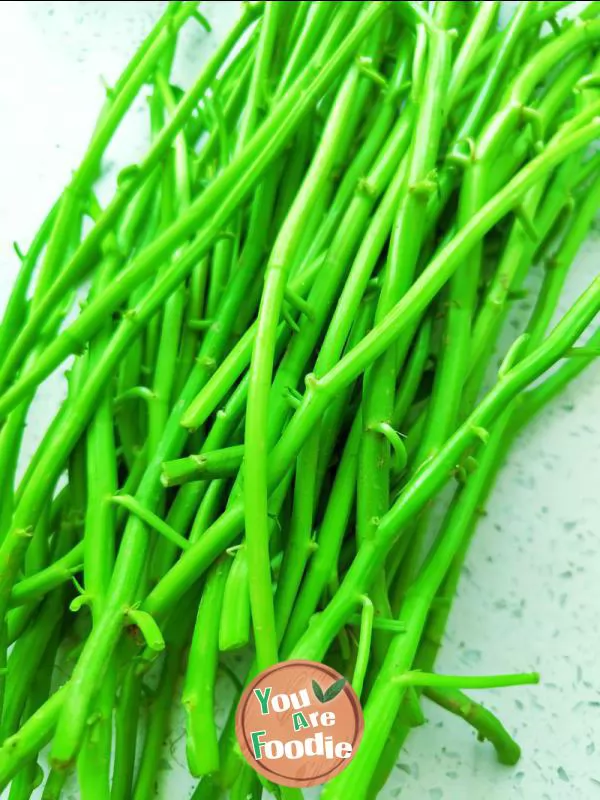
[{"x1": 1, "y1": 3, "x2": 599, "y2": 798}]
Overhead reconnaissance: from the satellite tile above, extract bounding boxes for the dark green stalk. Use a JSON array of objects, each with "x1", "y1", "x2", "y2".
[
  {"x1": 41, "y1": 767, "x2": 68, "y2": 799},
  {"x1": 446, "y1": 2, "x2": 500, "y2": 110},
  {"x1": 219, "y1": 546, "x2": 251, "y2": 651},
  {"x1": 0, "y1": 204, "x2": 57, "y2": 371},
  {"x1": 204, "y1": 100, "x2": 237, "y2": 321},
  {"x1": 133, "y1": 607, "x2": 193, "y2": 800},
  {"x1": 273, "y1": 431, "x2": 319, "y2": 638},
  {"x1": 6, "y1": 606, "x2": 35, "y2": 647},
  {"x1": 281, "y1": 411, "x2": 361, "y2": 655},
  {"x1": 0, "y1": 686, "x2": 66, "y2": 791},
  {"x1": 357, "y1": 5, "x2": 453, "y2": 657},
  {"x1": 454, "y1": 2, "x2": 536, "y2": 141},
  {"x1": 526, "y1": 173, "x2": 600, "y2": 351},
  {"x1": 464, "y1": 73, "x2": 598, "y2": 411},
  {"x1": 2, "y1": 450, "x2": 82, "y2": 741},
  {"x1": 515, "y1": 327, "x2": 600, "y2": 428},
  {"x1": 32, "y1": 1, "x2": 197, "y2": 315},
  {"x1": 110, "y1": 666, "x2": 142, "y2": 800},
  {"x1": 7, "y1": 626, "x2": 59, "y2": 800},
  {"x1": 1, "y1": 595, "x2": 64, "y2": 739},
  {"x1": 292, "y1": 37, "x2": 413, "y2": 278},
  {"x1": 74, "y1": 231, "x2": 124, "y2": 799},
  {"x1": 312, "y1": 296, "x2": 377, "y2": 494},
  {"x1": 144, "y1": 70, "x2": 196, "y2": 584},
  {"x1": 275, "y1": 2, "x2": 335, "y2": 96},
  {"x1": 392, "y1": 316, "x2": 432, "y2": 429},
  {"x1": 159, "y1": 364, "x2": 265, "y2": 584},
  {"x1": 182, "y1": 559, "x2": 228, "y2": 776},
  {"x1": 243, "y1": 6, "x2": 380, "y2": 668},
  {"x1": 0, "y1": 205, "x2": 83, "y2": 546}
]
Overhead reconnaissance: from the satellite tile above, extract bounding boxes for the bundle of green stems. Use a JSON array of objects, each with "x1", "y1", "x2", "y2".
[{"x1": 0, "y1": 1, "x2": 599, "y2": 797}]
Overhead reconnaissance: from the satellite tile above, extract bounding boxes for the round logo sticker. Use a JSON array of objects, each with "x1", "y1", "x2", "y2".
[{"x1": 235, "y1": 660, "x2": 364, "y2": 788}]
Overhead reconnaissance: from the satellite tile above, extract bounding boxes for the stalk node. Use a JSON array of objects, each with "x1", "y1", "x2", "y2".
[
  {"x1": 63, "y1": 329, "x2": 88, "y2": 357},
  {"x1": 402, "y1": 687, "x2": 426, "y2": 727},
  {"x1": 304, "y1": 372, "x2": 320, "y2": 393},
  {"x1": 544, "y1": 255, "x2": 561, "y2": 272},
  {"x1": 464, "y1": 455, "x2": 479, "y2": 474},
  {"x1": 117, "y1": 164, "x2": 141, "y2": 188},
  {"x1": 520, "y1": 106, "x2": 545, "y2": 147},
  {"x1": 369, "y1": 421, "x2": 408, "y2": 473},
  {"x1": 197, "y1": 355, "x2": 217, "y2": 374},
  {"x1": 471, "y1": 425, "x2": 489, "y2": 444},
  {"x1": 448, "y1": 137, "x2": 476, "y2": 169},
  {"x1": 409, "y1": 169, "x2": 439, "y2": 198},
  {"x1": 357, "y1": 177, "x2": 377, "y2": 198},
  {"x1": 576, "y1": 73, "x2": 600, "y2": 91},
  {"x1": 123, "y1": 308, "x2": 139, "y2": 325},
  {"x1": 453, "y1": 465, "x2": 468, "y2": 485}
]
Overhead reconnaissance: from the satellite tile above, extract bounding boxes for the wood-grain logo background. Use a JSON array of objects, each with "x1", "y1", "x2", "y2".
[{"x1": 236, "y1": 659, "x2": 364, "y2": 788}]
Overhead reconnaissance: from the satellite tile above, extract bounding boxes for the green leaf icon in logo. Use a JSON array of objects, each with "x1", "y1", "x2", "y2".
[
  {"x1": 312, "y1": 679, "x2": 326, "y2": 703},
  {"x1": 312, "y1": 677, "x2": 346, "y2": 703},
  {"x1": 323, "y1": 678, "x2": 346, "y2": 702}
]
